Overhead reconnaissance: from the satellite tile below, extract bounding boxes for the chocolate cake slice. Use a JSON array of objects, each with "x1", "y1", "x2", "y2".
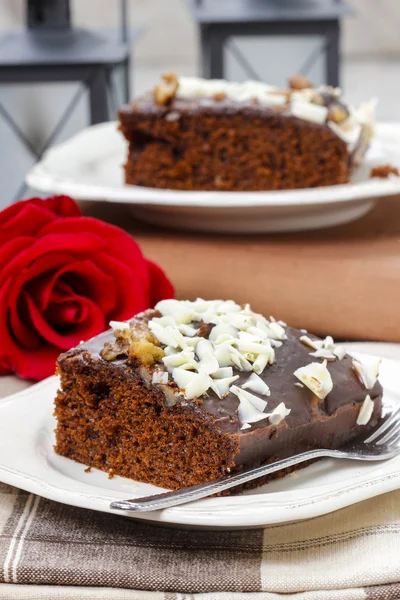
[
  {"x1": 54, "y1": 299, "x2": 383, "y2": 491},
  {"x1": 118, "y1": 73, "x2": 376, "y2": 192}
]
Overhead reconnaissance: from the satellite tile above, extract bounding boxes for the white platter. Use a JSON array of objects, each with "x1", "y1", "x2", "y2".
[
  {"x1": 0, "y1": 343, "x2": 399, "y2": 530},
  {"x1": 26, "y1": 121, "x2": 400, "y2": 234}
]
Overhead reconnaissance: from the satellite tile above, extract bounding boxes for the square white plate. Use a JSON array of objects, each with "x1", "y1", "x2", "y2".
[{"x1": 0, "y1": 343, "x2": 399, "y2": 529}]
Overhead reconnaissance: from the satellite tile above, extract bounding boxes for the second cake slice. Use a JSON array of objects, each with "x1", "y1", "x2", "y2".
[{"x1": 119, "y1": 74, "x2": 375, "y2": 192}]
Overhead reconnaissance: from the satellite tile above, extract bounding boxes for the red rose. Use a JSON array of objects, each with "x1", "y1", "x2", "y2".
[{"x1": 0, "y1": 196, "x2": 174, "y2": 381}]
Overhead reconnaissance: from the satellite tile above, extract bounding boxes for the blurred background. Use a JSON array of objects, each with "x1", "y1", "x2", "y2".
[{"x1": 0, "y1": 0, "x2": 399, "y2": 208}]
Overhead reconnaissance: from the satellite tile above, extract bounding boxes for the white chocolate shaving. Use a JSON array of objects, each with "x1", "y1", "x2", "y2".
[
  {"x1": 334, "y1": 345, "x2": 346, "y2": 361},
  {"x1": 172, "y1": 369, "x2": 213, "y2": 400},
  {"x1": 236, "y1": 394, "x2": 269, "y2": 425},
  {"x1": 110, "y1": 320, "x2": 130, "y2": 331},
  {"x1": 154, "y1": 299, "x2": 193, "y2": 324},
  {"x1": 211, "y1": 375, "x2": 240, "y2": 399},
  {"x1": 212, "y1": 367, "x2": 233, "y2": 379},
  {"x1": 352, "y1": 357, "x2": 381, "y2": 390},
  {"x1": 152, "y1": 315, "x2": 176, "y2": 327},
  {"x1": 268, "y1": 402, "x2": 291, "y2": 425},
  {"x1": 231, "y1": 385, "x2": 268, "y2": 412},
  {"x1": 300, "y1": 335, "x2": 321, "y2": 350},
  {"x1": 357, "y1": 395, "x2": 374, "y2": 425},
  {"x1": 178, "y1": 324, "x2": 198, "y2": 337},
  {"x1": 163, "y1": 346, "x2": 178, "y2": 356},
  {"x1": 241, "y1": 373, "x2": 271, "y2": 397},
  {"x1": 252, "y1": 353, "x2": 270, "y2": 375},
  {"x1": 300, "y1": 334, "x2": 345, "y2": 361},
  {"x1": 209, "y1": 323, "x2": 238, "y2": 341},
  {"x1": 198, "y1": 354, "x2": 221, "y2": 375},
  {"x1": 214, "y1": 344, "x2": 234, "y2": 368},
  {"x1": 148, "y1": 321, "x2": 187, "y2": 349},
  {"x1": 196, "y1": 339, "x2": 213, "y2": 359},
  {"x1": 291, "y1": 101, "x2": 328, "y2": 124},
  {"x1": 267, "y1": 322, "x2": 287, "y2": 341},
  {"x1": 294, "y1": 360, "x2": 333, "y2": 400},
  {"x1": 162, "y1": 348, "x2": 196, "y2": 369},
  {"x1": 309, "y1": 349, "x2": 337, "y2": 360},
  {"x1": 177, "y1": 76, "x2": 285, "y2": 107}
]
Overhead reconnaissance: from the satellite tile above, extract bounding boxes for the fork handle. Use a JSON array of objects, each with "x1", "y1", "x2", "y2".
[{"x1": 110, "y1": 448, "x2": 341, "y2": 512}]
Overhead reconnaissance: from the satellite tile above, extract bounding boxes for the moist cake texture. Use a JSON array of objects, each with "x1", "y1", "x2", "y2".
[
  {"x1": 54, "y1": 299, "x2": 383, "y2": 491},
  {"x1": 118, "y1": 73, "x2": 376, "y2": 192}
]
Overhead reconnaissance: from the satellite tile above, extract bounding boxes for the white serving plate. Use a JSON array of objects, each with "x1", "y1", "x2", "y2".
[
  {"x1": 0, "y1": 343, "x2": 399, "y2": 530},
  {"x1": 26, "y1": 122, "x2": 400, "y2": 234}
]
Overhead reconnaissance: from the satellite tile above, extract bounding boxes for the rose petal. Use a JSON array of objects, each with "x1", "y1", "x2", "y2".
[
  {"x1": 146, "y1": 259, "x2": 175, "y2": 306},
  {"x1": 0, "y1": 233, "x2": 106, "y2": 285},
  {"x1": 14, "y1": 344, "x2": 60, "y2": 381},
  {"x1": 0, "y1": 237, "x2": 34, "y2": 275},
  {"x1": 5, "y1": 253, "x2": 92, "y2": 347},
  {"x1": 25, "y1": 259, "x2": 116, "y2": 315},
  {"x1": 45, "y1": 297, "x2": 88, "y2": 327},
  {"x1": 0, "y1": 355, "x2": 12, "y2": 376},
  {"x1": 0, "y1": 279, "x2": 33, "y2": 376},
  {"x1": 55, "y1": 261, "x2": 117, "y2": 316},
  {"x1": 0, "y1": 196, "x2": 79, "y2": 246},
  {"x1": 41, "y1": 196, "x2": 81, "y2": 218},
  {"x1": 0, "y1": 196, "x2": 80, "y2": 230},
  {"x1": 25, "y1": 293, "x2": 105, "y2": 349},
  {"x1": 0, "y1": 202, "x2": 56, "y2": 241},
  {"x1": 94, "y1": 252, "x2": 148, "y2": 317},
  {"x1": 11, "y1": 291, "x2": 43, "y2": 349},
  {"x1": 40, "y1": 217, "x2": 149, "y2": 288},
  {"x1": 6, "y1": 254, "x2": 78, "y2": 348},
  {"x1": 7, "y1": 251, "x2": 72, "y2": 310}
]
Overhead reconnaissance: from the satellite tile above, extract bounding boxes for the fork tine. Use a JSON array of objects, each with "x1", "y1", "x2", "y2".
[
  {"x1": 387, "y1": 429, "x2": 400, "y2": 447},
  {"x1": 376, "y1": 422, "x2": 400, "y2": 446},
  {"x1": 364, "y1": 402, "x2": 400, "y2": 444}
]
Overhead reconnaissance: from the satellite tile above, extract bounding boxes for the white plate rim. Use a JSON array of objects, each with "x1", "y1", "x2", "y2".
[
  {"x1": 0, "y1": 343, "x2": 399, "y2": 529},
  {"x1": 25, "y1": 121, "x2": 400, "y2": 209}
]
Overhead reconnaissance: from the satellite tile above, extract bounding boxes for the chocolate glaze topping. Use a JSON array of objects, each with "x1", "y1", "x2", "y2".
[
  {"x1": 120, "y1": 93, "x2": 338, "y2": 135},
  {"x1": 63, "y1": 317, "x2": 382, "y2": 440}
]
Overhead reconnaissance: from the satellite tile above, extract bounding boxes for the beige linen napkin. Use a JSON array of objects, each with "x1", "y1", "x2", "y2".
[
  {"x1": 0, "y1": 481, "x2": 400, "y2": 599},
  {"x1": 81, "y1": 196, "x2": 400, "y2": 343}
]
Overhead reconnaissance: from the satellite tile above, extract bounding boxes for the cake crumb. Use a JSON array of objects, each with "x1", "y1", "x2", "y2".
[
  {"x1": 84, "y1": 466, "x2": 92, "y2": 473},
  {"x1": 370, "y1": 164, "x2": 400, "y2": 179}
]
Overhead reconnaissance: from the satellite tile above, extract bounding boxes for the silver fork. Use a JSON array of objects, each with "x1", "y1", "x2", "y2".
[{"x1": 110, "y1": 403, "x2": 400, "y2": 513}]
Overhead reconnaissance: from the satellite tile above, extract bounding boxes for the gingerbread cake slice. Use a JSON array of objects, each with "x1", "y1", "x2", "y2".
[
  {"x1": 118, "y1": 73, "x2": 376, "y2": 192},
  {"x1": 54, "y1": 299, "x2": 383, "y2": 491}
]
